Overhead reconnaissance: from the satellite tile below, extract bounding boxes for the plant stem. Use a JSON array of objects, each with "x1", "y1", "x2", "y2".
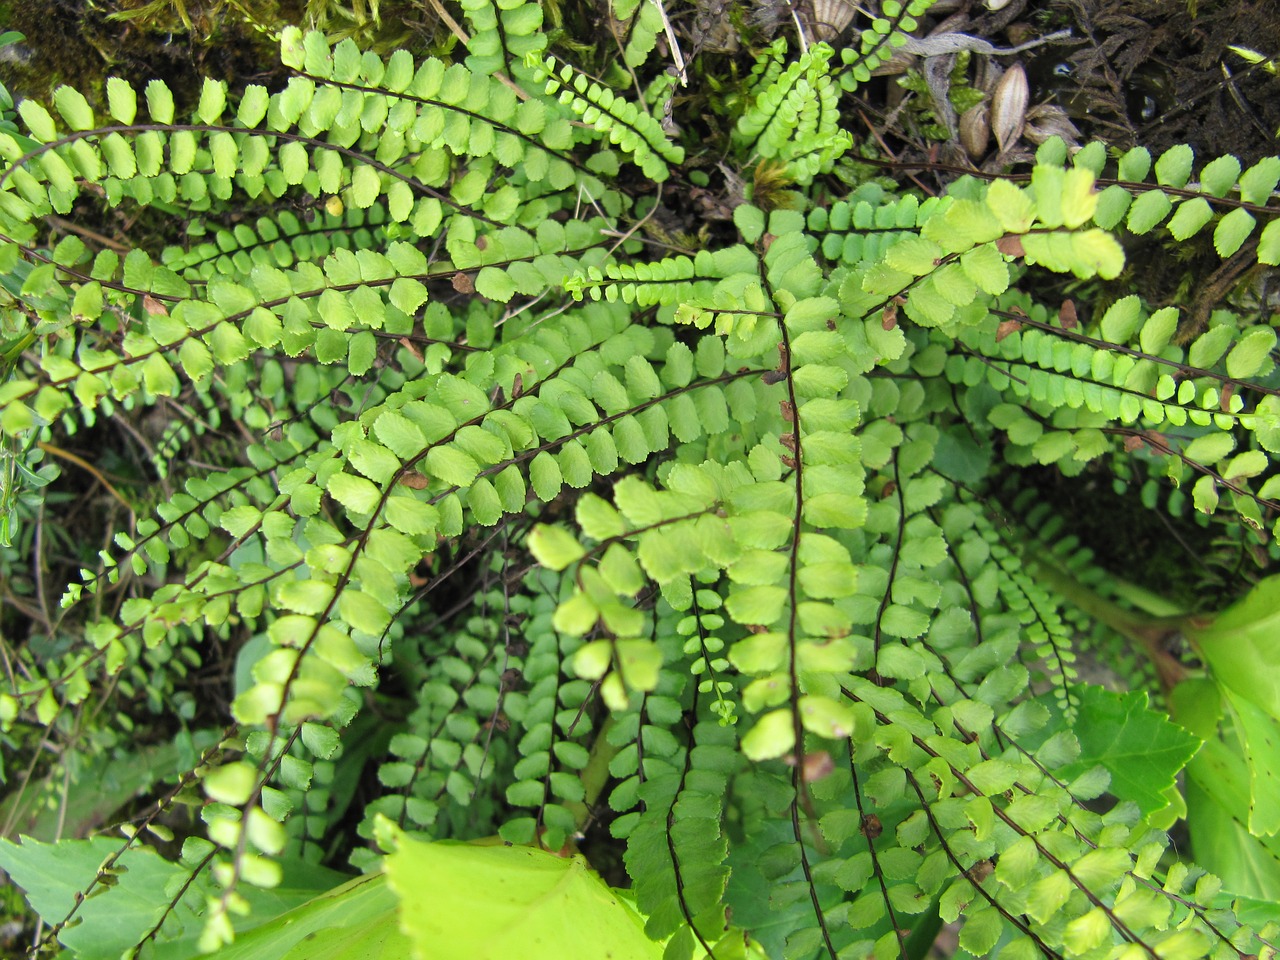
[
  {"x1": 568, "y1": 714, "x2": 619, "y2": 836},
  {"x1": 1029, "y1": 559, "x2": 1190, "y2": 694}
]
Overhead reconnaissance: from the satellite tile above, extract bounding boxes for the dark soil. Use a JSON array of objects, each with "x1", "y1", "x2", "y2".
[{"x1": 1046, "y1": 0, "x2": 1280, "y2": 166}]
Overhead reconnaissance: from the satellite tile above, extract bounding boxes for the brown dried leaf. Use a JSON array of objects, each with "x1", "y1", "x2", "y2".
[
  {"x1": 452, "y1": 272, "x2": 475, "y2": 294},
  {"x1": 991, "y1": 62, "x2": 1029, "y2": 153},
  {"x1": 785, "y1": 750, "x2": 836, "y2": 783},
  {"x1": 959, "y1": 102, "x2": 990, "y2": 161},
  {"x1": 1059, "y1": 299, "x2": 1078, "y2": 329},
  {"x1": 1023, "y1": 103, "x2": 1081, "y2": 148},
  {"x1": 398, "y1": 337, "x2": 424, "y2": 362},
  {"x1": 1220, "y1": 382, "x2": 1235, "y2": 412},
  {"x1": 882, "y1": 302, "x2": 899, "y2": 330},
  {"x1": 996, "y1": 318, "x2": 1022, "y2": 341},
  {"x1": 399, "y1": 471, "x2": 431, "y2": 489}
]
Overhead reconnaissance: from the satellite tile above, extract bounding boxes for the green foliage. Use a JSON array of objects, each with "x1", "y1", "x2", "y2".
[{"x1": 2, "y1": 7, "x2": 1280, "y2": 960}]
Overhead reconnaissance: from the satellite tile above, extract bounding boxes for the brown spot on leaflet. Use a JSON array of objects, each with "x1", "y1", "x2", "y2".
[{"x1": 996, "y1": 235, "x2": 1024, "y2": 257}]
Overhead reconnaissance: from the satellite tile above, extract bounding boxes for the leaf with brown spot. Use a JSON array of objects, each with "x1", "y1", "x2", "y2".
[
  {"x1": 966, "y1": 859, "x2": 994, "y2": 884},
  {"x1": 995, "y1": 236, "x2": 1024, "y2": 257}
]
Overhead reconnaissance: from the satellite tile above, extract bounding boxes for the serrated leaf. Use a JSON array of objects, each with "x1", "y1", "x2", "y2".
[
  {"x1": 424, "y1": 446, "x2": 480, "y2": 487},
  {"x1": 1048, "y1": 686, "x2": 1200, "y2": 817},
  {"x1": 475, "y1": 267, "x2": 516, "y2": 302},
  {"x1": 106, "y1": 77, "x2": 136, "y2": 124},
  {"x1": 1154, "y1": 144, "x2": 1194, "y2": 188},
  {"x1": 1200, "y1": 154, "x2": 1242, "y2": 197},
  {"x1": 1226, "y1": 327, "x2": 1277, "y2": 378},
  {"x1": 1126, "y1": 190, "x2": 1172, "y2": 234},
  {"x1": 1214, "y1": 206, "x2": 1256, "y2": 257},
  {"x1": 1239, "y1": 156, "x2": 1280, "y2": 204},
  {"x1": 528, "y1": 524, "x2": 585, "y2": 570},
  {"x1": 1167, "y1": 197, "x2": 1214, "y2": 240}
]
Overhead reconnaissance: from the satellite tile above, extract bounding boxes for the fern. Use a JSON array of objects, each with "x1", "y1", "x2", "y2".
[{"x1": 1, "y1": 11, "x2": 1279, "y2": 960}]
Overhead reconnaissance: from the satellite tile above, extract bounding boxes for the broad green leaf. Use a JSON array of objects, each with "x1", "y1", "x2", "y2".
[
  {"x1": 1239, "y1": 156, "x2": 1280, "y2": 204},
  {"x1": 1059, "y1": 166, "x2": 1098, "y2": 228},
  {"x1": 53, "y1": 86, "x2": 94, "y2": 130},
  {"x1": 1183, "y1": 432, "x2": 1235, "y2": 466},
  {"x1": 1140, "y1": 306, "x2": 1179, "y2": 354},
  {"x1": 1183, "y1": 729, "x2": 1280, "y2": 900},
  {"x1": 328, "y1": 472, "x2": 382, "y2": 514},
  {"x1": 196, "y1": 77, "x2": 227, "y2": 124},
  {"x1": 1222, "y1": 689, "x2": 1280, "y2": 836},
  {"x1": 350, "y1": 164, "x2": 381, "y2": 208},
  {"x1": 741, "y1": 708, "x2": 796, "y2": 761},
  {"x1": 384, "y1": 831, "x2": 662, "y2": 960},
  {"x1": 1189, "y1": 575, "x2": 1280, "y2": 721},
  {"x1": 1046, "y1": 685, "x2": 1200, "y2": 818},
  {"x1": 1099, "y1": 295, "x2": 1142, "y2": 343},
  {"x1": 476, "y1": 267, "x2": 516, "y2": 302},
  {"x1": 0, "y1": 837, "x2": 345, "y2": 960}
]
